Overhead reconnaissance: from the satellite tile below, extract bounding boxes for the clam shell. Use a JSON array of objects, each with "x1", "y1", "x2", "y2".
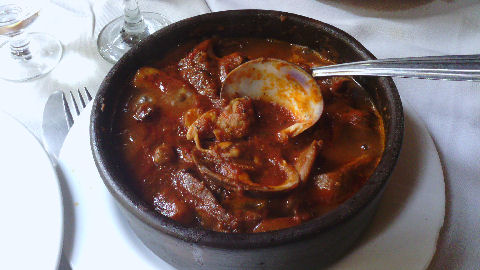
[{"x1": 222, "y1": 58, "x2": 324, "y2": 138}]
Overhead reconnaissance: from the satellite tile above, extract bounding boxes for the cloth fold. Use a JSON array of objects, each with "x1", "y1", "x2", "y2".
[{"x1": 92, "y1": 0, "x2": 212, "y2": 37}]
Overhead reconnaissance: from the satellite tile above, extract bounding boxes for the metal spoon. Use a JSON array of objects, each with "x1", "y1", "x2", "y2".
[
  {"x1": 222, "y1": 55, "x2": 480, "y2": 137},
  {"x1": 311, "y1": 54, "x2": 480, "y2": 81}
]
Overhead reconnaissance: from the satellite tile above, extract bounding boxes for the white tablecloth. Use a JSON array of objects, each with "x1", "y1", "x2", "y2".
[{"x1": 0, "y1": 0, "x2": 478, "y2": 269}]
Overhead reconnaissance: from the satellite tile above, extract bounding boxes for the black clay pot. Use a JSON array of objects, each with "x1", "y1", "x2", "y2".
[{"x1": 91, "y1": 10, "x2": 403, "y2": 270}]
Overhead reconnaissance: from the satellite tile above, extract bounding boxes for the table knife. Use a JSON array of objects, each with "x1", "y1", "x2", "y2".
[
  {"x1": 42, "y1": 91, "x2": 75, "y2": 270},
  {"x1": 42, "y1": 91, "x2": 71, "y2": 160}
]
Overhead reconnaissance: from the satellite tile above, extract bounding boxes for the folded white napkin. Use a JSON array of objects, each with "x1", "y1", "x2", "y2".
[{"x1": 205, "y1": 0, "x2": 480, "y2": 269}]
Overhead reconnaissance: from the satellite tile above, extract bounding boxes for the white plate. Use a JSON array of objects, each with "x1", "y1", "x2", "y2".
[
  {"x1": 59, "y1": 101, "x2": 444, "y2": 270},
  {"x1": 0, "y1": 111, "x2": 63, "y2": 270}
]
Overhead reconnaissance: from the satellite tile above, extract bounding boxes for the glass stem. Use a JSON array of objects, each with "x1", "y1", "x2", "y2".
[
  {"x1": 121, "y1": 0, "x2": 147, "y2": 45},
  {"x1": 9, "y1": 30, "x2": 32, "y2": 60}
]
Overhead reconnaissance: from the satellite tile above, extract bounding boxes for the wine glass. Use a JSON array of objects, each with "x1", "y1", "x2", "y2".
[
  {"x1": 97, "y1": 0, "x2": 170, "y2": 64},
  {"x1": 0, "y1": 1, "x2": 62, "y2": 81}
]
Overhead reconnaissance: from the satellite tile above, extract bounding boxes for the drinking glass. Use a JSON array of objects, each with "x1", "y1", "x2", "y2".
[
  {"x1": 97, "y1": 0, "x2": 170, "y2": 63},
  {"x1": 0, "y1": 1, "x2": 62, "y2": 81}
]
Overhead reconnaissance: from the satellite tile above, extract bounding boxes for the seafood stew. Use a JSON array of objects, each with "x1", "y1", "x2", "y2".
[{"x1": 114, "y1": 38, "x2": 385, "y2": 233}]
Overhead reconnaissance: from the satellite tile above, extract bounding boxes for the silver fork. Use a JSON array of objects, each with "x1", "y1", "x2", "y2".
[{"x1": 64, "y1": 87, "x2": 92, "y2": 128}]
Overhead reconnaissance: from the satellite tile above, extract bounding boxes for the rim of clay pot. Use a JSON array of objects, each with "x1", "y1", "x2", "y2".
[{"x1": 90, "y1": 9, "x2": 404, "y2": 250}]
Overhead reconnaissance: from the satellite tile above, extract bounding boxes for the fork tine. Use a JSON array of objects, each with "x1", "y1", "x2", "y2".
[
  {"x1": 77, "y1": 89, "x2": 86, "y2": 108},
  {"x1": 65, "y1": 88, "x2": 92, "y2": 124},
  {"x1": 62, "y1": 92, "x2": 74, "y2": 128},
  {"x1": 70, "y1": 91, "x2": 80, "y2": 116},
  {"x1": 84, "y1": 87, "x2": 92, "y2": 101}
]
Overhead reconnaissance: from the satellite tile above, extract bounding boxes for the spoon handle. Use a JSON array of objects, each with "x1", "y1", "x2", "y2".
[{"x1": 311, "y1": 54, "x2": 480, "y2": 81}]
